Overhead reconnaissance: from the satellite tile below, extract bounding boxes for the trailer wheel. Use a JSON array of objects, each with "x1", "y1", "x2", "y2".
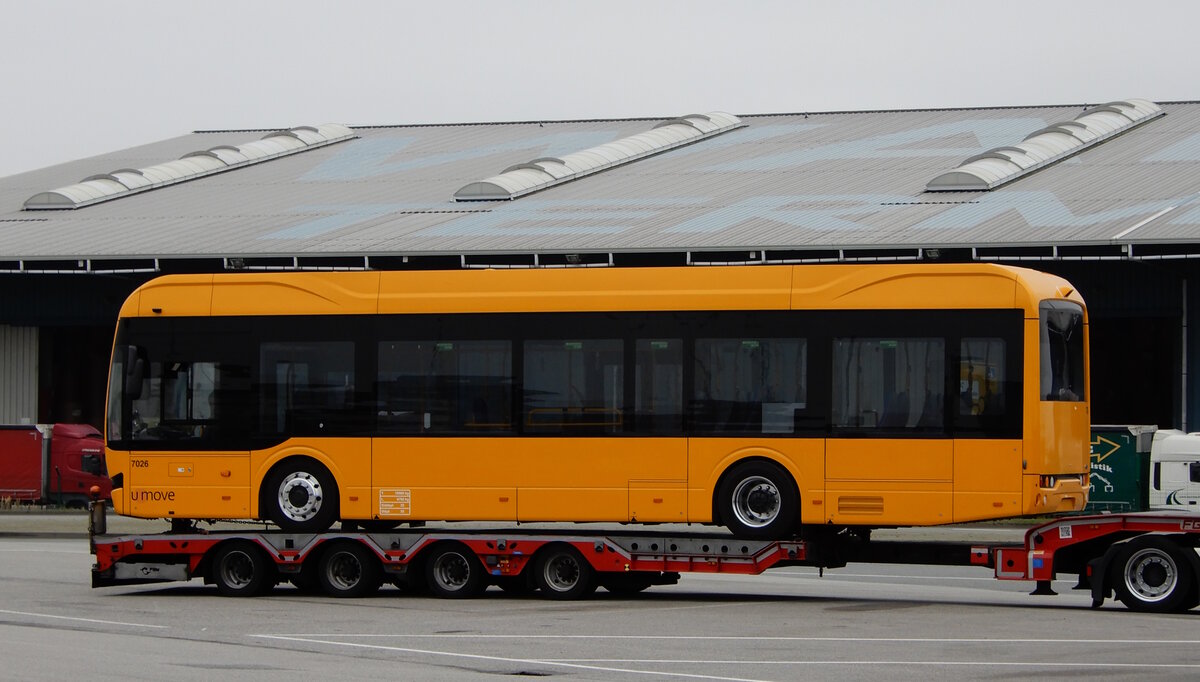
[
  {"x1": 424, "y1": 543, "x2": 486, "y2": 598},
  {"x1": 317, "y1": 541, "x2": 382, "y2": 598},
  {"x1": 717, "y1": 460, "x2": 798, "y2": 539},
  {"x1": 534, "y1": 544, "x2": 597, "y2": 600},
  {"x1": 1114, "y1": 536, "x2": 1196, "y2": 613},
  {"x1": 211, "y1": 541, "x2": 275, "y2": 597},
  {"x1": 264, "y1": 458, "x2": 339, "y2": 533}
]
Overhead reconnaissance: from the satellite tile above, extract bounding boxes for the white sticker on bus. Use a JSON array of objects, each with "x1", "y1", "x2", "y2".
[{"x1": 379, "y1": 489, "x2": 412, "y2": 517}]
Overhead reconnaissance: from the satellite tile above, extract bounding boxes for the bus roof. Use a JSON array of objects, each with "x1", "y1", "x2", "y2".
[{"x1": 119, "y1": 263, "x2": 1085, "y2": 318}]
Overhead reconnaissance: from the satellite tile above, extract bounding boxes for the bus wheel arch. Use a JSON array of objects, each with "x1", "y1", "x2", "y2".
[
  {"x1": 714, "y1": 458, "x2": 800, "y2": 540},
  {"x1": 261, "y1": 456, "x2": 340, "y2": 533}
]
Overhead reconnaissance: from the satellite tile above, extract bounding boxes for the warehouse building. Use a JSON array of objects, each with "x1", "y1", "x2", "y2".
[{"x1": 1, "y1": 99, "x2": 1197, "y2": 430}]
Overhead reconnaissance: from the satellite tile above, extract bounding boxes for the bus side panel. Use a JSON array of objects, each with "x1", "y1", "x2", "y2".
[
  {"x1": 686, "y1": 439, "x2": 824, "y2": 525},
  {"x1": 515, "y1": 438, "x2": 686, "y2": 522},
  {"x1": 253, "y1": 439, "x2": 372, "y2": 521},
  {"x1": 825, "y1": 440, "x2": 953, "y2": 525},
  {"x1": 125, "y1": 451, "x2": 250, "y2": 519},
  {"x1": 952, "y1": 439, "x2": 1022, "y2": 522},
  {"x1": 371, "y1": 437, "x2": 517, "y2": 521},
  {"x1": 1037, "y1": 401, "x2": 1091, "y2": 477}
]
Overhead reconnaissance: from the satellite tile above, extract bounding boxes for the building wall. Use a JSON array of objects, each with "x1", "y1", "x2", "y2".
[{"x1": 0, "y1": 325, "x2": 38, "y2": 423}]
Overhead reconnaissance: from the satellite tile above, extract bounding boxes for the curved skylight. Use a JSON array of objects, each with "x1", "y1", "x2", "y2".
[
  {"x1": 24, "y1": 124, "x2": 356, "y2": 210},
  {"x1": 926, "y1": 99, "x2": 1164, "y2": 192},
  {"x1": 454, "y1": 112, "x2": 746, "y2": 201}
]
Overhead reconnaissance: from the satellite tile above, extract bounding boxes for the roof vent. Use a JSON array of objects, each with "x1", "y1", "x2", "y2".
[
  {"x1": 926, "y1": 99, "x2": 1164, "y2": 192},
  {"x1": 454, "y1": 112, "x2": 746, "y2": 201},
  {"x1": 24, "y1": 124, "x2": 356, "y2": 210}
]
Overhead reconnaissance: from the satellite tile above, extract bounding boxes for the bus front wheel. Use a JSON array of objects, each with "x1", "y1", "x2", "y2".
[
  {"x1": 264, "y1": 458, "x2": 339, "y2": 533},
  {"x1": 717, "y1": 460, "x2": 799, "y2": 540}
]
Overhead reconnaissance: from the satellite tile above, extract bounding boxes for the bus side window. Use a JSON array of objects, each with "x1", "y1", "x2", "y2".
[
  {"x1": 524, "y1": 339, "x2": 623, "y2": 433},
  {"x1": 832, "y1": 337, "x2": 943, "y2": 433},
  {"x1": 1191, "y1": 462, "x2": 1200, "y2": 484},
  {"x1": 692, "y1": 338, "x2": 807, "y2": 434},
  {"x1": 260, "y1": 341, "x2": 356, "y2": 436},
  {"x1": 960, "y1": 338, "x2": 1005, "y2": 418},
  {"x1": 377, "y1": 340, "x2": 513, "y2": 434},
  {"x1": 634, "y1": 339, "x2": 683, "y2": 434}
]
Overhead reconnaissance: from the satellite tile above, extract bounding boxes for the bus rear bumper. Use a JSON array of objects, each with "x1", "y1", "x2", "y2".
[{"x1": 1024, "y1": 473, "x2": 1089, "y2": 514}]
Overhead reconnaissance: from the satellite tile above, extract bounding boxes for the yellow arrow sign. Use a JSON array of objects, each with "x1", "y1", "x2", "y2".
[{"x1": 1090, "y1": 435, "x2": 1121, "y2": 463}]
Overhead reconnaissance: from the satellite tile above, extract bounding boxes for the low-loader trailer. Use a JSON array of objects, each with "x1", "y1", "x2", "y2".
[{"x1": 87, "y1": 502, "x2": 1200, "y2": 613}]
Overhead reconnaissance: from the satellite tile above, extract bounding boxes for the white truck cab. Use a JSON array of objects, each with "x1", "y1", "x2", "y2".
[{"x1": 1149, "y1": 429, "x2": 1200, "y2": 511}]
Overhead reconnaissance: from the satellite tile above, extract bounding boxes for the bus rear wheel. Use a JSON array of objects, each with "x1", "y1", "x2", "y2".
[
  {"x1": 1114, "y1": 536, "x2": 1197, "y2": 613},
  {"x1": 717, "y1": 460, "x2": 798, "y2": 540},
  {"x1": 264, "y1": 458, "x2": 339, "y2": 533}
]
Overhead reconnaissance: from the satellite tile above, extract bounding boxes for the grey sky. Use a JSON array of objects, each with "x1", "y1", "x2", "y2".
[{"x1": 2, "y1": 0, "x2": 1197, "y2": 179}]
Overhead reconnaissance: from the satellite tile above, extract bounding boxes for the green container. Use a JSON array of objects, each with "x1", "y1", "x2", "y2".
[{"x1": 1087, "y1": 425, "x2": 1154, "y2": 513}]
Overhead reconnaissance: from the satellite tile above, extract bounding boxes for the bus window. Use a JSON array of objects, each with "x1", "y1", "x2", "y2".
[
  {"x1": 524, "y1": 339, "x2": 623, "y2": 433},
  {"x1": 377, "y1": 340, "x2": 513, "y2": 433},
  {"x1": 122, "y1": 357, "x2": 249, "y2": 446},
  {"x1": 693, "y1": 338, "x2": 807, "y2": 434},
  {"x1": 960, "y1": 338, "x2": 1005, "y2": 417},
  {"x1": 833, "y1": 337, "x2": 944, "y2": 432},
  {"x1": 634, "y1": 339, "x2": 683, "y2": 434},
  {"x1": 259, "y1": 341, "x2": 356, "y2": 436},
  {"x1": 1040, "y1": 300, "x2": 1085, "y2": 401}
]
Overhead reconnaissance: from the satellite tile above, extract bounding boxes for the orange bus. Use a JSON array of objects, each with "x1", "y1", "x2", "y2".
[{"x1": 104, "y1": 264, "x2": 1090, "y2": 538}]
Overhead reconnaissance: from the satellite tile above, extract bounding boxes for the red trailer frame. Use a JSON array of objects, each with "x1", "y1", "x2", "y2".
[{"x1": 88, "y1": 503, "x2": 1200, "y2": 613}]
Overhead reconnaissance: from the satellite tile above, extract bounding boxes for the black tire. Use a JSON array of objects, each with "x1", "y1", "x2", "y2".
[
  {"x1": 211, "y1": 541, "x2": 275, "y2": 597},
  {"x1": 316, "y1": 541, "x2": 382, "y2": 598},
  {"x1": 716, "y1": 460, "x2": 799, "y2": 540},
  {"x1": 264, "y1": 458, "x2": 339, "y2": 533},
  {"x1": 424, "y1": 543, "x2": 487, "y2": 599},
  {"x1": 289, "y1": 563, "x2": 322, "y2": 594},
  {"x1": 533, "y1": 544, "x2": 597, "y2": 600},
  {"x1": 1113, "y1": 536, "x2": 1197, "y2": 613},
  {"x1": 601, "y1": 572, "x2": 655, "y2": 595}
]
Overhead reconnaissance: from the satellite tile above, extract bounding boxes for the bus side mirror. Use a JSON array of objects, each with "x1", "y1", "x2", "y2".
[{"x1": 125, "y1": 346, "x2": 145, "y2": 400}]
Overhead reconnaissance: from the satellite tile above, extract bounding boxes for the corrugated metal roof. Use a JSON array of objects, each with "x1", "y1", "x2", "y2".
[{"x1": 3, "y1": 101, "x2": 1200, "y2": 270}]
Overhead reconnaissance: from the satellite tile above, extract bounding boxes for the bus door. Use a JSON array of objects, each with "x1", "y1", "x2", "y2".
[
  {"x1": 824, "y1": 336, "x2": 953, "y2": 525},
  {"x1": 120, "y1": 352, "x2": 253, "y2": 520},
  {"x1": 373, "y1": 339, "x2": 519, "y2": 522},
  {"x1": 516, "y1": 338, "x2": 687, "y2": 522}
]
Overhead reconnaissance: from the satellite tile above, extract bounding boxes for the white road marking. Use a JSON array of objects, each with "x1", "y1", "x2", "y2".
[
  {"x1": 543, "y1": 659, "x2": 1200, "y2": 670},
  {"x1": 0, "y1": 608, "x2": 167, "y2": 629},
  {"x1": 254, "y1": 635, "x2": 770, "y2": 682},
  {"x1": 259, "y1": 633, "x2": 1200, "y2": 644}
]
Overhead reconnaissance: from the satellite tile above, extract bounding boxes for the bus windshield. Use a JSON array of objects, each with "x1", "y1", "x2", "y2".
[{"x1": 1039, "y1": 300, "x2": 1085, "y2": 402}]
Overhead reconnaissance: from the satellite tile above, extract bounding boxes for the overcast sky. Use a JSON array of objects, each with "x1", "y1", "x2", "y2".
[{"x1": 2, "y1": 0, "x2": 1198, "y2": 178}]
